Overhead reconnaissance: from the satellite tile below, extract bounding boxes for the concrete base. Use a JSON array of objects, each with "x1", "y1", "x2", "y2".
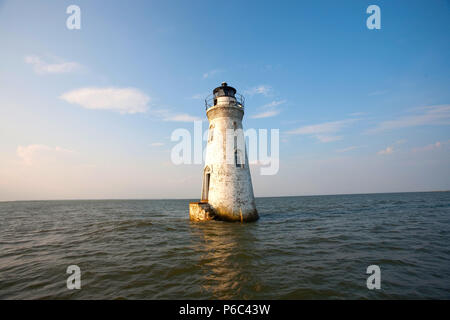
[
  {"x1": 189, "y1": 202, "x2": 216, "y2": 221},
  {"x1": 189, "y1": 201, "x2": 259, "y2": 222},
  {"x1": 214, "y1": 208, "x2": 259, "y2": 222}
]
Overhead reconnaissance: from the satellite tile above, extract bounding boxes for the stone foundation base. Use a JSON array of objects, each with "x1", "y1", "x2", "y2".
[
  {"x1": 189, "y1": 202, "x2": 259, "y2": 222},
  {"x1": 189, "y1": 202, "x2": 216, "y2": 221},
  {"x1": 214, "y1": 208, "x2": 259, "y2": 222}
]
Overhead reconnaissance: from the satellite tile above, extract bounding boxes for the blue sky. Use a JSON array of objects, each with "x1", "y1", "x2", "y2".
[{"x1": 0, "y1": 0, "x2": 449, "y2": 200}]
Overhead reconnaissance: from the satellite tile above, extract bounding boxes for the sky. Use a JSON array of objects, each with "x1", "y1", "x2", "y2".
[{"x1": 0, "y1": 0, "x2": 449, "y2": 201}]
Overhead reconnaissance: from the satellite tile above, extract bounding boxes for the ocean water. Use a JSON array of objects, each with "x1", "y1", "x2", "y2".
[{"x1": 0, "y1": 192, "x2": 449, "y2": 300}]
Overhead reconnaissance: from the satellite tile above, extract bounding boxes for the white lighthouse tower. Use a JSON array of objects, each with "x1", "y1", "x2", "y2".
[{"x1": 189, "y1": 82, "x2": 258, "y2": 222}]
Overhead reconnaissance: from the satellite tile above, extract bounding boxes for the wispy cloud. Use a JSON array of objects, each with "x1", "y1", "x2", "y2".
[
  {"x1": 316, "y1": 135, "x2": 342, "y2": 142},
  {"x1": 202, "y1": 69, "x2": 222, "y2": 79},
  {"x1": 287, "y1": 119, "x2": 356, "y2": 135},
  {"x1": 261, "y1": 100, "x2": 286, "y2": 108},
  {"x1": 162, "y1": 113, "x2": 201, "y2": 122},
  {"x1": 367, "y1": 105, "x2": 450, "y2": 134},
  {"x1": 150, "y1": 142, "x2": 165, "y2": 147},
  {"x1": 377, "y1": 146, "x2": 394, "y2": 155},
  {"x1": 250, "y1": 110, "x2": 280, "y2": 119},
  {"x1": 377, "y1": 140, "x2": 405, "y2": 155},
  {"x1": 17, "y1": 144, "x2": 74, "y2": 165},
  {"x1": 245, "y1": 85, "x2": 272, "y2": 96},
  {"x1": 25, "y1": 55, "x2": 83, "y2": 74},
  {"x1": 336, "y1": 145, "x2": 366, "y2": 153},
  {"x1": 412, "y1": 140, "x2": 450, "y2": 153},
  {"x1": 349, "y1": 112, "x2": 366, "y2": 117},
  {"x1": 60, "y1": 87, "x2": 150, "y2": 114},
  {"x1": 250, "y1": 100, "x2": 286, "y2": 119},
  {"x1": 152, "y1": 108, "x2": 201, "y2": 122},
  {"x1": 287, "y1": 119, "x2": 357, "y2": 143},
  {"x1": 190, "y1": 93, "x2": 208, "y2": 100}
]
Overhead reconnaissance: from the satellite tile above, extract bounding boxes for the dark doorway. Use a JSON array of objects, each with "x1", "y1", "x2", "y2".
[{"x1": 202, "y1": 168, "x2": 211, "y2": 201}]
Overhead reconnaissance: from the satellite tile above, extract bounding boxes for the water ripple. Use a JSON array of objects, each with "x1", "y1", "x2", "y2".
[{"x1": 0, "y1": 193, "x2": 449, "y2": 299}]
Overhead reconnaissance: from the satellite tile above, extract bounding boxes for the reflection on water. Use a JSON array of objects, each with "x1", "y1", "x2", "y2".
[{"x1": 189, "y1": 222, "x2": 263, "y2": 299}]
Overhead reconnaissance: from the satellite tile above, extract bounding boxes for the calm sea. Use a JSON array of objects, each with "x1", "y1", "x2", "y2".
[{"x1": 0, "y1": 192, "x2": 449, "y2": 299}]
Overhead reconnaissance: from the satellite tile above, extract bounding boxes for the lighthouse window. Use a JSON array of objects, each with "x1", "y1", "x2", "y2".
[
  {"x1": 235, "y1": 150, "x2": 244, "y2": 168},
  {"x1": 209, "y1": 124, "x2": 214, "y2": 142}
]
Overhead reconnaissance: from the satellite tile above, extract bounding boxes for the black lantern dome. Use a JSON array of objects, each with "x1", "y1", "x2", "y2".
[
  {"x1": 213, "y1": 82, "x2": 236, "y2": 98},
  {"x1": 205, "y1": 82, "x2": 244, "y2": 110}
]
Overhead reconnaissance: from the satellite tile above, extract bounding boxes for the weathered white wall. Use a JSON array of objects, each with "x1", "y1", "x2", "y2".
[{"x1": 202, "y1": 97, "x2": 258, "y2": 222}]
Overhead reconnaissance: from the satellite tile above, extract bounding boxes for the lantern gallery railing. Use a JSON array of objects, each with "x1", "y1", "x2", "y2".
[{"x1": 205, "y1": 93, "x2": 245, "y2": 110}]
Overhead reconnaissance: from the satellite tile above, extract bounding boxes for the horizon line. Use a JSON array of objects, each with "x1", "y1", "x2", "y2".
[{"x1": 1, "y1": 190, "x2": 449, "y2": 203}]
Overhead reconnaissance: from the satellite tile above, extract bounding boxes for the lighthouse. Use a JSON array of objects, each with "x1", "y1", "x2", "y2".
[{"x1": 189, "y1": 82, "x2": 258, "y2": 222}]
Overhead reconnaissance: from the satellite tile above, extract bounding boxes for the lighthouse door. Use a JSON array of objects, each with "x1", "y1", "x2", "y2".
[{"x1": 201, "y1": 167, "x2": 211, "y2": 201}]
